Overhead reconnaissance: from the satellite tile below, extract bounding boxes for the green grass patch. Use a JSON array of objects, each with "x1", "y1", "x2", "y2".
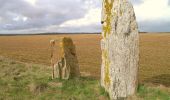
[
  {"x1": 0, "y1": 57, "x2": 170, "y2": 100},
  {"x1": 0, "y1": 58, "x2": 109, "y2": 100},
  {"x1": 138, "y1": 84, "x2": 170, "y2": 100}
]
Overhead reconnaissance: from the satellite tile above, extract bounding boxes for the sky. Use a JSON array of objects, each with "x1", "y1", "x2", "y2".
[{"x1": 0, "y1": 0, "x2": 170, "y2": 34}]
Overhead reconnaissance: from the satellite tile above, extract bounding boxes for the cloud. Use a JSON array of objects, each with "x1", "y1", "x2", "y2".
[
  {"x1": 0, "y1": 0, "x2": 170, "y2": 33},
  {"x1": 139, "y1": 20, "x2": 170, "y2": 32},
  {"x1": 45, "y1": 24, "x2": 101, "y2": 33},
  {"x1": 132, "y1": 0, "x2": 170, "y2": 32},
  {"x1": 59, "y1": 8, "x2": 101, "y2": 28},
  {"x1": 25, "y1": 0, "x2": 37, "y2": 6},
  {"x1": 41, "y1": 0, "x2": 102, "y2": 33},
  {"x1": 133, "y1": 0, "x2": 170, "y2": 21},
  {"x1": 0, "y1": 0, "x2": 89, "y2": 33},
  {"x1": 129, "y1": 0, "x2": 143, "y2": 5}
]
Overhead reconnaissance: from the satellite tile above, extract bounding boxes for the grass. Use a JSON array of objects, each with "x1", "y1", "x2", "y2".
[
  {"x1": 0, "y1": 57, "x2": 109, "y2": 100},
  {"x1": 137, "y1": 85, "x2": 170, "y2": 100},
  {"x1": 0, "y1": 57, "x2": 169, "y2": 100}
]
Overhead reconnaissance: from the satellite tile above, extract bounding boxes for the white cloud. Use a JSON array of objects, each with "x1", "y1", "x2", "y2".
[
  {"x1": 0, "y1": 17, "x2": 2, "y2": 22},
  {"x1": 13, "y1": 15, "x2": 28, "y2": 22},
  {"x1": 59, "y1": 8, "x2": 101, "y2": 28},
  {"x1": 25, "y1": 0, "x2": 37, "y2": 6},
  {"x1": 0, "y1": 0, "x2": 170, "y2": 33},
  {"x1": 134, "y1": 0, "x2": 170, "y2": 21},
  {"x1": 23, "y1": 17, "x2": 28, "y2": 22},
  {"x1": 13, "y1": 16, "x2": 20, "y2": 21}
]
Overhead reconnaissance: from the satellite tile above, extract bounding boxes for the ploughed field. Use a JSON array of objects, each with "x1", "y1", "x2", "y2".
[{"x1": 0, "y1": 33, "x2": 170, "y2": 85}]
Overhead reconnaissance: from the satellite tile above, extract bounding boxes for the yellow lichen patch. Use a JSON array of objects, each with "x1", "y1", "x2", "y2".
[
  {"x1": 60, "y1": 37, "x2": 74, "y2": 57},
  {"x1": 120, "y1": 9, "x2": 122, "y2": 16},
  {"x1": 102, "y1": 0, "x2": 114, "y2": 38},
  {"x1": 103, "y1": 50, "x2": 111, "y2": 86},
  {"x1": 104, "y1": 59, "x2": 111, "y2": 85},
  {"x1": 102, "y1": 0, "x2": 114, "y2": 86}
]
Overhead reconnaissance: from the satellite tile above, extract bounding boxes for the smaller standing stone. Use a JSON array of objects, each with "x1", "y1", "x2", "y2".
[
  {"x1": 54, "y1": 37, "x2": 80, "y2": 79},
  {"x1": 50, "y1": 40, "x2": 56, "y2": 79}
]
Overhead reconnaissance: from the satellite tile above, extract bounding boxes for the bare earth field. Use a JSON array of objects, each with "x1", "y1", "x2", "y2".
[{"x1": 0, "y1": 33, "x2": 170, "y2": 86}]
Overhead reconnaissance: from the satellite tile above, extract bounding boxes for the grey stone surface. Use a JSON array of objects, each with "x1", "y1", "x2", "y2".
[{"x1": 101, "y1": 0, "x2": 139, "y2": 99}]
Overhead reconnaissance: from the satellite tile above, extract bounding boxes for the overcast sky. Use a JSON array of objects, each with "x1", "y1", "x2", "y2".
[{"x1": 0, "y1": 0, "x2": 170, "y2": 34}]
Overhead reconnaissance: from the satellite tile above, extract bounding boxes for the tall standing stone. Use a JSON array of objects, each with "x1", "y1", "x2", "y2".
[{"x1": 101, "y1": 0, "x2": 139, "y2": 99}]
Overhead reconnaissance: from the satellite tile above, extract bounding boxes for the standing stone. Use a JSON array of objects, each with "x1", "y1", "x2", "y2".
[
  {"x1": 101, "y1": 0, "x2": 139, "y2": 99},
  {"x1": 50, "y1": 40, "x2": 56, "y2": 79},
  {"x1": 54, "y1": 37, "x2": 80, "y2": 79}
]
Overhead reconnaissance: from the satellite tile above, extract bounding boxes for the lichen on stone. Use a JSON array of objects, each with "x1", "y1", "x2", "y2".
[
  {"x1": 102, "y1": 0, "x2": 115, "y2": 87},
  {"x1": 102, "y1": 0, "x2": 114, "y2": 38},
  {"x1": 103, "y1": 50, "x2": 111, "y2": 86},
  {"x1": 60, "y1": 37, "x2": 74, "y2": 57}
]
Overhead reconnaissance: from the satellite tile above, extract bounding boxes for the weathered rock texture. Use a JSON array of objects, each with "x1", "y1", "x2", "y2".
[
  {"x1": 54, "y1": 37, "x2": 80, "y2": 79},
  {"x1": 50, "y1": 40, "x2": 55, "y2": 79},
  {"x1": 101, "y1": 0, "x2": 139, "y2": 99}
]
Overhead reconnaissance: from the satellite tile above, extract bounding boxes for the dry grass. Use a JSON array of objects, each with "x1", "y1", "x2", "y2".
[
  {"x1": 139, "y1": 33, "x2": 170, "y2": 86},
  {"x1": 0, "y1": 57, "x2": 108, "y2": 100},
  {"x1": 0, "y1": 33, "x2": 170, "y2": 86}
]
